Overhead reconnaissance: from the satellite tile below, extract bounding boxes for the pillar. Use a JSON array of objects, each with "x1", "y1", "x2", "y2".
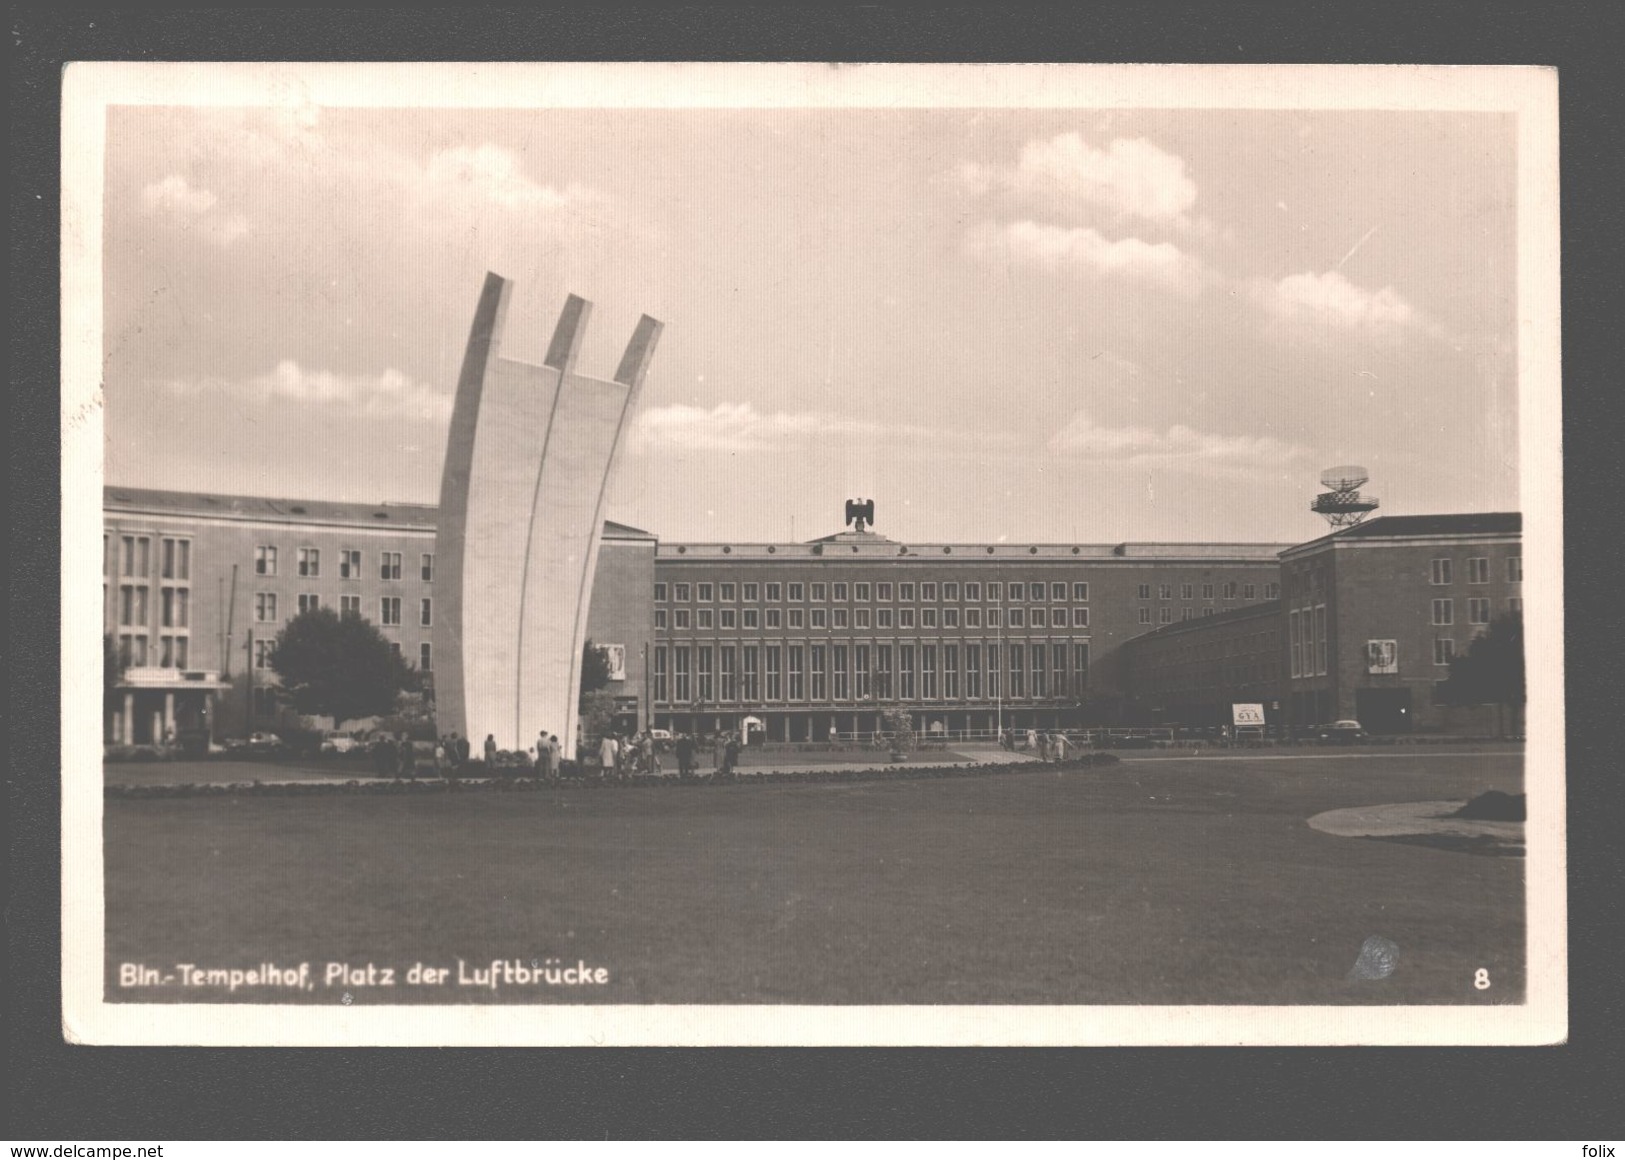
[
  {"x1": 164, "y1": 692, "x2": 176, "y2": 737},
  {"x1": 122, "y1": 692, "x2": 134, "y2": 745}
]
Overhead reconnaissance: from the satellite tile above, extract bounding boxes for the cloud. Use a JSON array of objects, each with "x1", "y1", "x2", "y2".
[
  {"x1": 1047, "y1": 410, "x2": 1308, "y2": 474},
  {"x1": 1255, "y1": 270, "x2": 1416, "y2": 339},
  {"x1": 423, "y1": 144, "x2": 595, "y2": 211},
  {"x1": 631, "y1": 402, "x2": 1026, "y2": 457},
  {"x1": 964, "y1": 132, "x2": 1199, "y2": 228},
  {"x1": 163, "y1": 361, "x2": 451, "y2": 422},
  {"x1": 966, "y1": 219, "x2": 1205, "y2": 297},
  {"x1": 139, "y1": 174, "x2": 250, "y2": 247}
]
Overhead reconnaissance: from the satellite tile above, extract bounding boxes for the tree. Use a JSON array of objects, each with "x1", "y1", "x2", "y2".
[
  {"x1": 579, "y1": 638, "x2": 613, "y2": 704},
  {"x1": 1436, "y1": 612, "x2": 1525, "y2": 736},
  {"x1": 270, "y1": 606, "x2": 416, "y2": 729}
]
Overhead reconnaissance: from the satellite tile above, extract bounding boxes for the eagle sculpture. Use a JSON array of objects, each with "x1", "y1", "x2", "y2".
[{"x1": 845, "y1": 498, "x2": 875, "y2": 533}]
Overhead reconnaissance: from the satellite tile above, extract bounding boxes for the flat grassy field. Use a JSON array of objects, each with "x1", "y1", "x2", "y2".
[{"x1": 104, "y1": 750, "x2": 1524, "y2": 1005}]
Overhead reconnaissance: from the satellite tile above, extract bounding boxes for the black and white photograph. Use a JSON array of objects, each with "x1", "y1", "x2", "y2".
[{"x1": 60, "y1": 62, "x2": 1564, "y2": 1046}]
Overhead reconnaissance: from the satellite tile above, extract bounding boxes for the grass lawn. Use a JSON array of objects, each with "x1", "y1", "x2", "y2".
[{"x1": 104, "y1": 750, "x2": 1524, "y2": 1005}]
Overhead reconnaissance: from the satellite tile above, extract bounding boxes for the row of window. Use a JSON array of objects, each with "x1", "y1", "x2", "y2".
[
  {"x1": 1430, "y1": 557, "x2": 1523, "y2": 585},
  {"x1": 1430, "y1": 596, "x2": 1514, "y2": 626},
  {"x1": 1139, "y1": 606, "x2": 1232, "y2": 625},
  {"x1": 252, "y1": 638, "x2": 434, "y2": 671},
  {"x1": 656, "y1": 580, "x2": 1102, "y2": 604},
  {"x1": 252, "y1": 593, "x2": 432, "y2": 627},
  {"x1": 112, "y1": 632, "x2": 190, "y2": 669},
  {"x1": 658, "y1": 604, "x2": 1095, "y2": 631},
  {"x1": 107, "y1": 534, "x2": 191, "y2": 581},
  {"x1": 252, "y1": 547, "x2": 434, "y2": 582},
  {"x1": 652, "y1": 642, "x2": 1092, "y2": 705},
  {"x1": 113, "y1": 584, "x2": 192, "y2": 629}
]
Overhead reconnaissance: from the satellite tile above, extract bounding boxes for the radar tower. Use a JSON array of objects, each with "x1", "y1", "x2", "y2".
[{"x1": 1311, "y1": 465, "x2": 1380, "y2": 529}]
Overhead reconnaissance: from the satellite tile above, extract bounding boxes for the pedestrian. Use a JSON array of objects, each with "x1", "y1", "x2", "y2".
[
  {"x1": 1053, "y1": 732, "x2": 1070, "y2": 762},
  {"x1": 455, "y1": 733, "x2": 470, "y2": 766},
  {"x1": 599, "y1": 733, "x2": 619, "y2": 780},
  {"x1": 675, "y1": 732, "x2": 696, "y2": 780},
  {"x1": 434, "y1": 737, "x2": 448, "y2": 777},
  {"x1": 547, "y1": 734, "x2": 562, "y2": 782},
  {"x1": 718, "y1": 731, "x2": 741, "y2": 782},
  {"x1": 485, "y1": 733, "x2": 498, "y2": 767},
  {"x1": 398, "y1": 734, "x2": 415, "y2": 778},
  {"x1": 1027, "y1": 728, "x2": 1038, "y2": 753},
  {"x1": 828, "y1": 722, "x2": 839, "y2": 745}
]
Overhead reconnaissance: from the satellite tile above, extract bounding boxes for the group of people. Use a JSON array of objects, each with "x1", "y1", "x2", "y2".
[
  {"x1": 1000, "y1": 728, "x2": 1075, "y2": 762},
  {"x1": 369, "y1": 731, "x2": 472, "y2": 778}
]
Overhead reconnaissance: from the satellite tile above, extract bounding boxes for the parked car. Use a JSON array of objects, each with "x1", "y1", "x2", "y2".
[
  {"x1": 1311, "y1": 720, "x2": 1366, "y2": 744},
  {"x1": 320, "y1": 731, "x2": 361, "y2": 754},
  {"x1": 225, "y1": 731, "x2": 286, "y2": 754}
]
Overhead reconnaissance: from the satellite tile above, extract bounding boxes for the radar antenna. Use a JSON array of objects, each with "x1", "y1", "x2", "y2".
[{"x1": 1310, "y1": 465, "x2": 1379, "y2": 529}]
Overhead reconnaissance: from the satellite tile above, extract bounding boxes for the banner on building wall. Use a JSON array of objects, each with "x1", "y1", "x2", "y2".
[
  {"x1": 1231, "y1": 703, "x2": 1266, "y2": 727},
  {"x1": 601, "y1": 643, "x2": 627, "y2": 682},
  {"x1": 1366, "y1": 639, "x2": 1399, "y2": 674}
]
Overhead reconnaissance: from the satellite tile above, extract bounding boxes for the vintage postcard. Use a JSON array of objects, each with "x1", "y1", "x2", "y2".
[{"x1": 61, "y1": 62, "x2": 1564, "y2": 1045}]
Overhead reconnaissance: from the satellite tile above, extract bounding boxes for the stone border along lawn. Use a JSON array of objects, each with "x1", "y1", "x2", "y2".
[{"x1": 105, "y1": 752, "x2": 1121, "y2": 798}]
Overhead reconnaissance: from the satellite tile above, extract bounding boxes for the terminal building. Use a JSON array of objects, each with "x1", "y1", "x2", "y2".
[{"x1": 102, "y1": 487, "x2": 1521, "y2": 744}]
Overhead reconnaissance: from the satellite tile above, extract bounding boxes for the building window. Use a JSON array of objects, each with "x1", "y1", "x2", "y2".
[
  {"x1": 420, "y1": 598, "x2": 433, "y2": 627},
  {"x1": 698, "y1": 582, "x2": 714, "y2": 602},
  {"x1": 698, "y1": 647, "x2": 714, "y2": 701},
  {"x1": 1138, "y1": 607, "x2": 1152, "y2": 625},
  {"x1": 1507, "y1": 557, "x2": 1523, "y2": 583},
  {"x1": 875, "y1": 609, "x2": 892, "y2": 629},
  {"x1": 720, "y1": 647, "x2": 737, "y2": 701},
  {"x1": 786, "y1": 609, "x2": 802, "y2": 629},
  {"x1": 986, "y1": 608, "x2": 1001, "y2": 627},
  {"x1": 654, "y1": 582, "x2": 668, "y2": 602},
  {"x1": 987, "y1": 583, "x2": 1002, "y2": 602},
  {"x1": 1468, "y1": 597, "x2": 1492, "y2": 625},
  {"x1": 921, "y1": 608, "x2": 937, "y2": 628},
  {"x1": 675, "y1": 609, "x2": 691, "y2": 629},
  {"x1": 298, "y1": 547, "x2": 320, "y2": 577},
  {"x1": 674, "y1": 647, "x2": 691, "y2": 702},
  {"x1": 1030, "y1": 645, "x2": 1046, "y2": 698},
  {"x1": 1201, "y1": 583, "x2": 1214, "y2": 600},
  {"x1": 1053, "y1": 644, "x2": 1068, "y2": 693},
  {"x1": 1431, "y1": 558, "x2": 1453, "y2": 585},
  {"x1": 965, "y1": 646, "x2": 982, "y2": 698},
  {"x1": 1008, "y1": 608, "x2": 1025, "y2": 628},
  {"x1": 1030, "y1": 608, "x2": 1046, "y2": 628},
  {"x1": 854, "y1": 645, "x2": 870, "y2": 699},
  {"x1": 1265, "y1": 582, "x2": 1280, "y2": 600},
  {"x1": 653, "y1": 647, "x2": 668, "y2": 702},
  {"x1": 1007, "y1": 583, "x2": 1024, "y2": 601},
  {"x1": 811, "y1": 608, "x2": 827, "y2": 628},
  {"x1": 254, "y1": 639, "x2": 274, "y2": 670},
  {"x1": 743, "y1": 647, "x2": 760, "y2": 701},
  {"x1": 767, "y1": 583, "x2": 782, "y2": 602},
  {"x1": 766, "y1": 609, "x2": 782, "y2": 629},
  {"x1": 1049, "y1": 582, "x2": 1065, "y2": 602},
  {"x1": 833, "y1": 608, "x2": 848, "y2": 629},
  {"x1": 898, "y1": 645, "x2": 915, "y2": 699},
  {"x1": 1072, "y1": 607, "x2": 1089, "y2": 628},
  {"x1": 874, "y1": 646, "x2": 892, "y2": 699},
  {"x1": 896, "y1": 582, "x2": 914, "y2": 602},
  {"x1": 898, "y1": 609, "x2": 915, "y2": 628},
  {"x1": 811, "y1": 583, "x2": 827, "y2": 601},
  {"x1": 255, "y1": 545, "x2": 277, "y2": 576},
  {"x1": 743, "y1": 583, "x2": 758, "y2": 602},
  {"x1": 788, "y1": 582, "x2": 804, "y2": 602},
  {"x1": 1203, "y1": 608, "x2": 1216, "y2": 617},
  {"x1": 1137, "y1": 583, "x2": 1151, "y2": 600},
  {"x1": 833, "y1": 582, "x2": 848, "y2": 601},
  {"x1": 874, "y1": 582, "x2": 892, "y2": 601},
  {"x1": 1432, "y1": 598, "x2": 1454, "y2": 626},
  {"x1": 160, "y1": 586, "x2": 190, "y2": 628},
  {"x1": 160, "y1": 537, "x2": 191, "y2": 581},
  {"x1": 1181, "y1": 583, "x2": 1193, "y2": 600},
  {"x1": 421, "y1": 554, "x2": 434, "y2": 582},
  {"x1": 1073, "y1": 643, "x2": 1090, "y2": 692},
  {"x1": 655, "y1": 609, "x2": 668, "y2": 629},
  {"x1": 1072, "y1": 582, "x2": 1089, "y2": 601},
  {"x1": 960, "y1": 582, "x2": 977, "y2": 602},
  {"x1": 254, "y1": 592, "x2": 278, "y2": 622},
  {"x1": 419, "y1": 642, "x2": 432, "y2": 671},
  {"x1": 1434, "y1": 638, "x2": 1456, "y2": 666},
  {"x1": 380, "y1": 597, "x2": 402, "y2": 626},
  {"x1": 964, "y1": 608, "x2": 981, "y2": 628},
  {"x1": 1289, "y1": 610, "x2": 1302, "y2": 678},
  {"x1": 920, "y1": 645, "x2": 937, "y2": 699},
  {"x1": 698, "y1": 609, "x2": 715, "y2": 629},
  {"x1": 380, "y1": 552, "x2": 402, "y2": 581},
  {"x1": 1159, "y1": 583, "x2": 1173, "y2": 600},
  {"x1": 1007, "y1": 646, "x2": 1024, "y2": 698},
  {"x1": 922, "y1": 582, "x2": 938, "y2": 601},
  {"x1": 720, "y1": 582, "x2": 736, "y2": 602},
  {"x1": 340, "y1": 594, "x2": 361, "y2": 617},
  {"x1": 1159, "y1": 607, "x2": 1173, "y2": 625},
  {"x1": 854, "y1": 582, "x2": 871, "y2": 601},
  {"x1": 941, "y1": 608, "x2": 957, "y2": 628},
  {"x1": 743, "y1": 609, "x2": 760, "y2": 629},
  {"x1": 1181, "y1": 608, "x2": 1193, "y2": 621},
  {"x1": 943, "y1": 582, "x2": 959, "y2": 601},
  {"x1": 297, "y1": 593, "x2": 320, "y2": 615},
  {"x1": 1222, "y1": 582, "x2": 1238, "y2": 599},
  {"x1": 788, "y1": 646, "x2": 805, "y2": 700},
  {"x1": 721, "y1": 609, "x2": 737, "y2": 629},
  {"x1": 1508, "y1": 597, "x2": 1523, "y2": 613},
  {"x1": 1314, "y1": 604, "x2": 1328, "y2": 676},
  {"x1": 340, "y1": 549, "x2": 361, "y2": 579},
  {"x1": 1243, "y1": 583, "x2": 1256, "y2": 599},
  {"x1": 670, "y1": 583, "x2": 689, "y2": 602},
  {"x1": 765, "y1": 647, "x2": 782, "y2": 701},
  {"x1": 942, "y1": 644, "x2": 958, "y2": 699}
]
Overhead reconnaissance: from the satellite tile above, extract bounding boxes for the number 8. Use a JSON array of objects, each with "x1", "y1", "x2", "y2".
[{"x1": 1474, "y1": 968, "x2": 1491, "y2": 990}]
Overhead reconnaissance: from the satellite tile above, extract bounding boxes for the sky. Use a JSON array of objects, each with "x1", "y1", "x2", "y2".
[{"x1": 103, "y1": 103, "x2": 1519, "y2": 545}]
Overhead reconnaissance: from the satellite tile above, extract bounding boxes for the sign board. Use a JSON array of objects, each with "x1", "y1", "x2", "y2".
[
  {"x1": 1231, "y1": 703, "x2": 1266, "y2": 727},
  {"x1": 600, "y1": 643, "x2": 627, "y2": 682},
  {"x1": 1365, "y1": 639, "x2": 1399, "y2": 674}
]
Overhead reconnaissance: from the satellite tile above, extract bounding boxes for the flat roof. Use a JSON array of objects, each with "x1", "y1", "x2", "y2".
[{"x1": 1283, "y1": 511, "x2": 1522, "y2": 557}]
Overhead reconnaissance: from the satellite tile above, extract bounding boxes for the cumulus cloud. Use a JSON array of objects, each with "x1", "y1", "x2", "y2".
[
  {"x1": 140, "y1": 174, "x2": 250, "y2": 247},
  {"x1": 966, "y1": 219, "x2": 1205, "y2": 297},
  {"x1": 1255, "y1": 270, "x2": 1416, "y2": 339},
  {"x1": 164, "y1": 361, "x2": 451, "y2": 422},
  {"x1": 631, "y1": 402, "x2": 1026, "y2": 457},
  {"x1": 423, "y1": 144, "x2": 594, "y2": 211},
  {"x1": 1047, "y1": 410, "x2": 1308, "y2": 474},
  {"x1": 964, "y1": 132, "x2": 1199, "y2": 228}
]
